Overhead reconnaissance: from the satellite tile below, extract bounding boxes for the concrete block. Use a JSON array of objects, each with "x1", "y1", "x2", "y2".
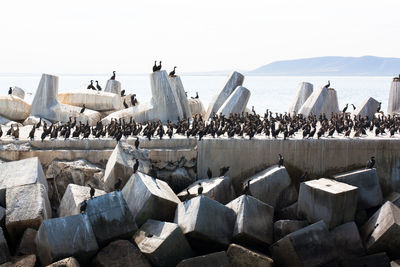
[
  {"x1": 353, "y1": 97, "x2": 380, "y2": 118},
  {"x1": 226, "y1": 195, "x2": 274, "y2": 246},
  {"x1": 388, "y1": 80, "x2": 400, "y2": 115},
  {"x1": 0, "y1": 207, "x2": 5, "y2": 226},
  {"x1": 270, "y1": 221, "x2": 337, "y2": 267},
  {"x1": 45, "y1": 257, "x2": 80, "y2": 267},
  {"x1": 205, "y1": 71, "x2": 244, "y2": 120},
  {"x1": 277, "y1": 202, "x2": 299, "y2": 220},
  {"x1": 289, "y1": 82, "x2": 313, "y2": 114},
  {"x1": 298, "y1": 86, "x2": 328, "y2": 117},
  {"x1": 169, "y1": 76, "x2": 192, "y2": 119},
  {"x1": 188, "y1": 98, "x2": 205, "y2": 117},
  {"x1": 11, "y1": 86, "x2": 25, "y2": 100},
  {"x1": 0, "y1": 96, "x2": 30, "y2": 121},
  {"x1": 174, "y1": 195, "x2": 236, "y2": 251},
  {"x1": 6, "y1": 184, "x2": 51, "y2": 243},
  {"x1": 176, "y1": 251, "x2": 230, "y2": 267},
  {"x1": 321, "y1": 88, "x2": 340, "y2": 116},
  {"x1": 86, "y1": 191, "x2": 137, "y2": 246},
  {"x1": 133, "y1": 219, "x2": 193, "y2": 267},
  {"x1": 16, "y1": 228, "x2": 37, "y2": 256},
  {"x1": 298, "y1": 178, "x2": 358, "y2": 229},
  {"x1": 122, "y1": 172, "x2": 180, "y2": 227},
  {"x1": 331, "y1": 222, "x2": 365, "y2": 261},
  {"x1": 58, "y1": 184, "x2": 106, "y2": 217},
  {"x1": 273, "y1": 220, "x2": 308, "y2": 241},
  {"x1": 177, "y1": 176, "x2": 235, "y2": 205},
  {"x1": 341, "y1": 252, "x2": 390, "y2": 267},
  {"x1": 226, "y1": 243, "x2": 274, "y2": 267},
  {"x1": 104, "y1": 79, "x2": 121, "y2": 95},
  {"x1": 244, "y1": 165, "x2": 298, "y2": 210},
  {"x1": 385, "y1": 191, "x2": 400, "y2": 207},
  {"x1": 217, "y1": 86, "x2": 250, "y2": 116},
  {"x1": 1, "y1": 254, "x2": 37, "y2": 267},
  {"x1": 58, "y1": 91, "x2": 122, "y2": 111},
  {"x1": 0, "y1": 228, "x2": 10, "y2": 264},
  {"x1": 35, "y1": 214, "x2": 98, "y2": 266},
  {"x1": 333, "y1": 168, "x2": 383, "y2": 209}
]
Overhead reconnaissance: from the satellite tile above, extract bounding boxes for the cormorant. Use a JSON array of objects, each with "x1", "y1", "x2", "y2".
[
  {"x1": 323, "y1": 80, "x2": 330, "y2": 89},
  {"x1": 135, "y1": 137, "x2": 139, "y2": 149},
  {"x1": 366, "y1": 156, "x2": 375, "y2": 169},
  {"x1": 114, "y1": 178, "x2": 122, "y2": 191},
  {"x1": 278, "y1": 154, "x2": 284, "y2": 168},
  {"x1": 8, "y1": 87, "x2": 12, "y2": 95},
  {"x1": 243, "y1": 180, "x2": 251, "y2": 195},
  {"x1": 342, "y1": 104, "x2": 348, "y2": 113},
  {"x1": 80, "y1": 104, "x2": 86, "y2": 113},
  {"x1": 351, "y1": 104, "x2": 356, "y2": 110},
  {"x1": 152, "y1": 61, "x2": 157, "y2": 72},
  {"x1": 219, "y1": 166, "x2": 229, "y2": 176},
  {"x1": 197, "y1": 183, "x2": 203, "y2": 195},
  {"x1": 169, "y1": 66, "x2": 177, "y2": 77},
  {"x1": 96, "y1": 81, "x2": 102, "y2": 91},
  {"x1": 110, "y1": 71, "x2": 116, "y2": 80},
  {"x1": 123, "y1": 99, "x2": 128, "y2": 108},
  {"x1": 121, "y1": 90, "x2": 125, "y2": 97},
  {"x1": 156, "y1": 61, "x2": 162, "y2": 71},
  {"x1": 80, "y1": 200, "x2": 87, "y2": 214},
  {"x1": 89, "y1": 184, "x2": 95, "y2": 199},
  {"x1": 133, "y1": 159, "x2": 139, "y2": 173},
  {"x1": 207, "y1": 168, "x2": 212, "y2": 179},
  {"x1": 0, "y1": 126, "x2": 2, "y2": 138},
  {"x1": 29, "y1": 125, "x2": 35, "y2": 140},
  {"x1": 299, "y1": 172, "x2": 308, "y2": 183},
  {"x1": 377, "y1": 102, "x2": 382, "y2": 113},
  {"x1": 36, "y1": 118, "x2": 42, "y2": 128},
  {"x1": 87, "y1": 80, "x2": 96, "y2": 90}
]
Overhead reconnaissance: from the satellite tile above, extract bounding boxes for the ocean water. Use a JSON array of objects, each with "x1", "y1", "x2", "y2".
[{"x1": 0, "y1": 74, "x2": 392, "y2": 114}]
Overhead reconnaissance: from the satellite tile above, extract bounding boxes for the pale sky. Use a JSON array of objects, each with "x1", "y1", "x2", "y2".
[{"x1": 1, "y1": 0, "x2": 400, "y2": 74}]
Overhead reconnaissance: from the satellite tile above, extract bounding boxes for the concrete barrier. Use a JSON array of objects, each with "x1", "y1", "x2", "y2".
[
  {"x1": 58, "y1": 91, "x2": 122, "y2": 111},
  {"x1": 388, "y1": 80, "x2": 400, "y2": 115},
  {"x1": 289, "y1": 82, "x2": 313, "y2": 115}
]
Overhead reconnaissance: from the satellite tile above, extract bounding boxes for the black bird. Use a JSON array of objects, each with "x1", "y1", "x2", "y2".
[
  {"x1": 323, "y1": 80, "x2": 330, "y2": 89},
  {"x1": 0, "y1": 126, "x2": 2, "y2": 138},
  {"x1": 135, "y1": 137, "x2": 139, "y2": 149},
  {"x1": 351, "y1": 104, "x2": 356, "y2": 110},
  {"x1": 121, "y1": 90, "x2": 125, "y2": 97},
  {"x1": 110, "y1": 71, "x2": 116, "y2": 80},
  {"x1": 366, "y1": 156, "x2": 375, "y2": 169},
  {"x1": 87, "y1": 80, "x2": 96, "y2": 90},
  {"x1": 207, "y1": 168, "x2": 212, "y2": 179},
  {"x1": 133, "y1": 159, "x2": 139, "y2": 173},
  {"x1": 278, "y1": 154, "x2": 284, "y2": 168},
  {"x1": 342, "y1": 104, "x2": 348, "y2": 113},
  {"x1": 114, "y1": 178, "x2": 122, "y2": 191},
  {"x1": 169, "y1": 66, "x2": 177, "y2": 77},
  {"x1": 80, "y1": 104, "x2": 86, "y2": 113},
  {"x1": 8, "y1": 87, "x2": 12, "y2": 95},
  {"x1": 197, "y1": 183, "x2": 203, "y2": 195},
  {"x1": 219, "y1": 166, "x2": 229, "y2": 176},
  {"x1": 96, "y1": 81, "x2": 102, "y2": 91},
  {"x1": 36, "y1": 118, "x2": 42, "y2": 128},
  {"x1": 131, "y1": 94, "x2": 137, "y2": 106},
  {"x1": 243, "y1": 180, "x2": 251, "y2": 195},
  {"x1": 89, "y1": 184, "x2": 95, "y2": 199},
  {"x1": 376, "y1": 102, "x2": 382, "y2": 113},
  {"x1": 80, "y1": 200, "x2": 87, "y2": 214},
  {"x1": 123, "y1": 99, "x2": 128, "y2": 108},
  {"x1": 299, "y1": 172, "x2": 308, "y2": 183},
  {"x1": 152, "y1": 61, "x2": 157, "y2": 72},
  {"x1": 156, "y1": 61, "x2": 162, "y2": 71},
  {"x1": 191, "y1": 92, "x2": 199, "y2": 99},
  {"x1": 29, "y1": 125, "x2": 35, "y2": 140}
]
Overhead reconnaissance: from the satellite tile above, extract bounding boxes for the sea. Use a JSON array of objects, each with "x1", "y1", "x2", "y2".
[{"x1": 0, "y1": 74, "x2": 392, "y2": 115}]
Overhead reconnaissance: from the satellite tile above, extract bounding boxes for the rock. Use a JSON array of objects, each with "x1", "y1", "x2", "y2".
[
  {"x1": 122, "y1": 172, "x2": 180, "y2": 227},
  {"x1": 30, "y1": 73, "x2": 101, "y2": 126},
  {"x1": 388, "y1": 79, "x2": 400, "y2": 115},
  {"x1": 16, "y1": 228, "x2": 37, "y2": 256},
  {"x1": 270, "y1": 220, "x2": 337, "y2": 267},
  {"x1": 0, "y1": 157, "x2": 48, "y2": 206},
  {"x1": 169, "y1": 76, "x2": 192, "y2": 119},
  {"x1": 91, "y1": 240, "x2": 151, "y2": 267},
  {"x1": 289, "y1": 82, "x2": 313, "y2": 114},
  {"x1": 341, "y1": 252, "x2": 390, "y2": 267},
  {"x1": 277, "y1": 202, "x2": 298, "y2": 220},
  {"x1": 333, "y1": 168, "x2": 383, "y2": 210},
  {"x1": 243, "y1": 165, "x2": 298, "y2": 210},
  {"x1": 104, "y1": 79, "x2": 121, "y2": 95},
  {"x1": 0, "y1": 228, "x2": 10, "y2": 264},
  {"x1": 205, "y1": 71, "x2": 244, "y2": 120},
  {"x1": 0, "y1": 255, "x2": 36, "y2": 267},
  {"x1": 226, "y1": 243, "x2": 273, "y2": 267},
  {"x1": 58, "y1": 91, "x2": 122, "y2": 111},
  {"x1": 35, "y1": 214, "x2": 98, "y2": 266},
  {"x1": 353, "y1": 97, "x2": 380, "y2": 118},
  {"x1": 360, "y1": 201, "x2": 400, "y2": 259},
  {"x1": 11, "y1": 87, "x2": 25, "y2": 100},
  {"x1": 298, "y1": 178, "x2": 358, "y2": 229},
  {"x1": 133, "y1": 219, "x2": 193, "y2": 267},
  {"x1": 216, "y1": 86, "x2": 251, "y2": 116},
  {"x1": 174, "y1": 195, "x2": 236, "y2": 251},
  {"x1": 58, "y1": 184, "x2": 106, "y2": 217},
  {"x1": 331, "y1": 222, "x2": 365, "y2": 261},
  {"x1": 6, "y1": 184, "x2": 51, "y2": 243},
  {"x1": 226, "y1": 195, "x2": 274, "y2": 246},
  {"x1": 273, "y1": 220, "x2": 308, "y2": 241},
  {"x1": 176, "y1": 251, "x2": 230, "y2": 267},
  {"x1": 177, "y1": 176, "x2": 235, "y2": 205},
  {"x1": 0, "y1": 96, "x2": 30, "y2": 121},
  {"x1": 385, "y1": 191, "x2": 400, "y2": 207},
  {"x1": 86, "y1": 191, "x2": 137, "y2": 246},
  {"x1": 188, "y1": 99, "x2": 205, "y2": 117},
  {"x1": 45, "y1": 257, "x2": 80, "y2": 267}
]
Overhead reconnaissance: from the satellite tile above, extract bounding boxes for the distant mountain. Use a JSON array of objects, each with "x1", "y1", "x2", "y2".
[{"x1": 248, "y1": 56, "x2": 400, "y2": 76}]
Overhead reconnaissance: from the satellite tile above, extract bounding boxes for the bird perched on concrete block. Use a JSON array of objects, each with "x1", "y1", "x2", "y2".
[
  {"x1": 243, "y1": 180, "x2": 251, "y2": 195},
  {"x1": 219, "y1": 166, "x2": 229, "y2": 176},
  {"x1": 80, "y1": 104, "x2": 86, "y2": 113},
  {"x1": 133, "y1": 159, "x2": 139, "y2": 173},
  {"x1": 80, "y1": 200, "x2": 87, "y2": 214},
  {"x1": 169, "y1": 66, "x2": 177, "y2": 77},
  {"x1": 197, "y1": 183, "x2": 203, "y2": 195},
  {"x1": 278, "y1": 154, "x2": 284, "y2": 168},
  {"x1": 152, "y1": 61, "x2": 157, "y2": 72},
  {"x1": 96, "y1": 81, "x2": 102, "y2": 91},
  {"x1": 8, "y1": 87, "x2": 12, "y2": 95},
  {"x1": 87, "y1": 80, "x2": 96, "y2": 90},
  {"x1": 135, "y1": 137, "x2": 139, "y2": 149},
  {"x1": 114, "y1": 178, "x2": 122, "y2": 191},
  {"x1": 123, "y1": 99, "x2": 128, "y2": 109},
  {"x1": 110, "y1": 71, "x2": 116, "y2": 80},
  {"x1": 323, "y1": 80, "x2": 330, "y2": 89},
  {"x1": 89, "y1": 184, "x2": 95, "y2": 199},
  {"x1": 366, "y1": 156, "x2": 375, "y2": 169}
]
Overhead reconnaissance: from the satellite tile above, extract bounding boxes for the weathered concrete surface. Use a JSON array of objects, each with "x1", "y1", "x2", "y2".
[
  {"x1": 104, "y1": 80, "x2": 121, "y2": 95},
  {"x1": 331, "y1": 222, "x2": 365, "y2": 261},
  {"x1": 176, "y1": 251, "x2": 230, "y2": 267},
  {"x1": 226, "y1": 195, "x2": 274, "y2": 246},
  {"x1": 22, "y1": 116, "x2": 51, "y2": 126},
  {"x1": 205, "y1": 71, "x2": 244, "y2": 120},
  {"x1": 133, "y1": 219, "x2": 193, "y2": 267},
  {"x1": 0, "y1": 228, "x2": 10, "y2": 264},
  {"x1": 353, "y1": 97, "x2": 380, "y2": 118},
  {"x1": 169, "y1": 76, "x2": 192, "y2": 119},
  {"x1": 0, "y1": 96, "x2": 30, "y2": 121},
  {"x1": 277, "y1": 202, "x2": 299, "y2": 220},
  {"x1": 243, "y1": 165, "x2": 297, "y2": 210},
  {"x1": 0, "y1": 207, "x2": 5, "y2": 226},
  {"x1": 188, "y1": 99, "x2": 205, "y2": 117},
  {"x1": 1, "y1": 254, "x2": 37, "y2": 267},
  {"x1": 35, "y1": 214, "x2": 98, "y2": 266},
  {"x1": 273, "y1": 220, "x2": 308, "y2": 241},
  {"x1": 388, "y1": 80, "x2": 400, "y2": 115},
  {"x1": 298, "y1": 86, "x2": 329, "y2": 117},
  {"x1": 58, "y1": 184, "x2": 106, "y2": 217},
  {"x1": 298, "y1": 178, "x2": 358, "y2": 229},
  {"x1": 270, "y1": 220, "x2": 337, "y2": 267},
  {"x1": 289, "y1": 82, "x2": 313, "y2": 114},
  {"x1": 226, "y1": 243, "x2": 274, "y2": 267},
  {"x1": 217, "y1": 86, "x2": 250, "y2": 117},
  {"x1": 385, "y1": 191, "x2": 400, "y2": 207},
  {"x1": 322, "y1": 88, "x2": 340, "y2": 116},
  {"x1": 58, "y1": 91, "x2": 122, "y2": 111},
  {"x1": 45, "y1": 257, "x2": 80, "y2": 267},
  {"x1": 333, "y1": 168, "x2": 383, "y2": 209},
  {"x1": 86, "y1": 191, "x2": 137, "y2": 246},
  {"x1": 122, "y1": 172, "x2": 180, "y2": 226},
  {"x1": 11, "y1": 86, "x2": 25, "y2": 99},
  {"x1": 16, "y1": 228, "x2": 37, "y2": 256},
  {"x1": 341, "y1": 252, "x2": 390, "y2": 267}
]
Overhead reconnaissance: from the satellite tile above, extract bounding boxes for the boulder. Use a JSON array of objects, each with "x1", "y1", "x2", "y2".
[
  {"x1": 333, "y1": 168, "x2": 383, "y2": 210},
  {"x1": 360, "y1": 201, "x2": 400, "y2": 259},
  {"x1": 176, "y1": 251, "x2": 230, "y2": 267},
  {"x1": 86, "y1": 191, "x2": 137, "y2": 246},
  {"x1": 133, "y1": 219, "x2": 193, "y2": 267},
  {"x1": 122, "y1": 172, "x2": 180, "y2": 227},
  {"x1": 0, "y1": 96, "x2": 30, "y2": 121},
  {"x1": 177, "y1": 176, "x2": 235, "y2": 205},
  {"x1": 6, "y1": 184, "x2": 51, "y2": 243},
  {"x1": 58, "y1": 184, "x2": 106, "y2": 217},
  {"x1": 0, "y1": 228, "x2": 10, "y2": 264},
  {"x1": 217, "y1": 86, "x2": 251, "y2": 116},
  {"x1": 341, "y1": 252, "x2": 390, "y2": 267},
  {"x1": 331, "y1": 222, "x2": 365, "y2": 261},
  {"x1": 0, "y1": 255, "x2": 36, "y2": 267},
  {"x1": 270, "y1": 221, "x2": 337, "y2": 267},
  {"x1": 58, "y1": 91, "x2": 122, "y2": 111},
  {"x1": 273, "y1": 220, "x2": 308, "y2": 241},
  {"x1": 288, "y1": 82, "x2": 313, "y2": 114},
  {"x1": 188, "y1": 99, "x2": 205, "y2": 117},
  {"x1": 226, "y1": 195, "x2": 274, "y2": 246},
  {"x1": 30, "y1": 73, "x2": 101, "y2": 126},
  {"x1": 353, "y1": 97, "x2": 380, "y2": 118},
  {"x1": 35, "y1": 214, "x2": 98, "y2": 266},
  {"x1": 174, "y1": 195, "x2": 236, "y2": 251},
  {"x1": 169, "y1": 76, "x2": 192, "y2": 119},
  {"x1": 104, "y1": 79, "x2": 121, "y2": 95},
  {"x1": 388, "y1": 79, "x2": 400, "y2": 115},
  {"x1": 205, "y1": 71, "x2": 244, "y2": 120},
  {"x1": 226, "y1": 243, "x2": 274, "y2": 267},
  {"x1": 243, "y1": 165, "x2": 297, "y2": 210},
  {"x1": 45, "y1": 257, "x2": 80, "y2": 267},
  {"x1": 11, "y1": 87, "x2": 25, "y2": 100},
  {"x1": 298, "y1": 178, "x2": 358, "y2": 229},
  {"x1": 91, "y1": 240, "x2": 151, "y2": 267},
  {"x1": 16, "y1": 228, "x2": 37, "y2": 256}
]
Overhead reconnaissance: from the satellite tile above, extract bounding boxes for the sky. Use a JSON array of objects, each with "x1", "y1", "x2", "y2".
[{"x1": 1, "y1": 0, "x2": 400, "y2": 74}]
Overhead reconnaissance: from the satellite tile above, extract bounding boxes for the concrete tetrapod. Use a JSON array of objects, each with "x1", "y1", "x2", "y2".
[
  {"x1": 353, "y1": 97, "x2": 380, "y2": 118},
  {"x1": 11, "y1": 86, "x2": 25, "y2": 99},
  {"x1": 176, "y1": 251, "x2": 230, "y2": 267},
  {"x1": 388, "y1": 79, "x2": 400, "y2": 115},
  {"x1": 217, "y1": 86, "x2": 251, "y2": 117},
  {"x1": 169, "y1": 75, "x2": 192, "y2": 119},
  {"x1": 0, "y1": 95, "x2": 30, "y2": 121},
  {"x1": 58, "y1": 90, "x2": 122, "y2": 111},
  {"x1": 188, "y1": 98, "x2": 205, "y2": 117},
  {"x1": 331, "y1": 222, "x2": 365, "y2": 261},
  {"x1": 104, "y1": 79, "x2": 121, "y2": 95},
  {"x1": 288, "y1": 82, "x2": 313, "y2": 115}
]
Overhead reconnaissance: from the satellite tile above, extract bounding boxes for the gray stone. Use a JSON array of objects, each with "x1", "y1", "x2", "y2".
[
  {"x1": 270, "y1": 221, "x2": 337, "y2": 267},
  {"x1": 273, "y1": 220, "x2": 308, "y2": 241},
  {"x1": 341, "y1": 252, "x2": 390, "y2": 267},
  {"x1": 86, "y1": 191, "x2": 137, "y2": 246},
  {"x1": 104, "y1": 80, "x2": 121, "y2": 95},
  {"x1": 388, "y1": 80, "x2": 400, "y2": 115},
  {"x1": 385, "y1": 191, "x2": 400, "y2": 207},
  {"x1": 188, "y1": 99, "x2": 205, "y2": 117},
  {"x1": 122, "y1": 172, "x2": 180, "y2": 226},
  {"x1": 217, "y1": 86, "x2": 251, "y2": 116},
  {"x1": 11, "y1": 87, "x2": 25, "y2": 100},
  {"x1": 244, "y1": 165, "x2": 298, "y2": 210},
  {"x1": 133, "y1": 219, "x2": 193, "y2": 267},
  {"x1": 16, "y1": 228, "x2": 37, "y2": 256},
  {"x1": 6, "y1": 184, "x2": 51, "y2": 243},
  {"x1": 58, "y1": 184, "x2": 106, "y2": 217},
  {"x1": 176, "y1": 251, "x2": 230, "y2": 267},
  {"x1": 331, "y1": 222, "x2": 365, "y2": 261},
  {"x1": 298, "y1": 178, "x2": 358, "y2": 229},
  {"x1": 0, "y1": 95, "x2": 30, "y2": 121},
  {"x1": 35, "y1": 214, "x2": 98, "y2": 266},
  {"x1": 205, "y1": 71, "x2": 244, "y2": 120},
  {"x1": 289, "y1": 82, "x2": 313, "y2": 114},
  {"x1": 45, "y1": 257, "x2": 81, "y2": 267},
  {"x1": 353, "y1": 97, "x2": 380, "y2": 118},
  {"x1": 174, "y1": 195, "x2": 236, "y2": 251},
  {"x1": 226, "y1": 243, "x2": 274, "y2": 267},
  {"x1": 333, "y1": 168, "x2": 383, "y2": 210},
  {"x1": 169, "y1": 76, "x2": 192, "y2": 119},
  {"x1": 0, "y1": 228, "x2": 10, "y2": 264},
  {"x1": 226, "y1": 195, "x2": 274, "y2": 246}
]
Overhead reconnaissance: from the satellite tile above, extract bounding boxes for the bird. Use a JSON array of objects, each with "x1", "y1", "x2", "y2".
[
  {"x1": 219, "y1": 166, "x2": 229, "y2": 176},
  {"x1": 80, "y1": 104, "x2": 86, "y2": 113},
  {"x1": 87, "y1": 80, "x2": 96, "y2": 90},
  {"x1": 96, "y1": 81, "x2": 102, "y2": 91},
  {"x1": 323, "y1": 80, "x2": 330, "y2": 89},
  {"x1": 207, "y1": 168, "x2": 212, "y2": 179},
  {"x1": 28, "y1": 125, "x2": 35, "y2": 140},
  {"x1": 36, "y1": 118, "x2": 42, "y2": 128},
  {"x1": 299, "y1": 172, "x2": 308, "y2": 183},
  {"x1": 8, "y1": 87, "x2": 12, "y2": 95},
  {"x1": 120, "y1": 90, "x2": 126, "y2": 97},
  {"x1": 278, "y1": 154, "x2": 284, "y2": 167},
  {"x1": 169, "y1": 66, "x2": 177, "y2": 77},
  {"x1": 366, "y1": 156, "x2": 375, "y2": 169},
  {"x1": 351, "y1": 104, "x2": 356, "y2": 110},
  {"x1": 152, "y1": 61, "x2": 157, "y2": 72},
  {"x1": 156, "y1": 61, "x2": 162, "y2": 71},
  {"x1": 197, "y1": 183, "x2": 203, "y2": 195},
  {"x1": 110, "y1": 71, "x2": 116, "y2": 80},
  {"x1": 114, "y1": 178, "x2": 122, "y2": 191},
  {"x1": 342, "y1": 104, "x2": 348, "y2": 113},
  {"x1": 243, "y1": 180, "x2": 251, "y2": 195},
  {"x1": 89, "y1": 184, "x2": 95, "y2": 199},
  {"x1": 80, "y1": 200, "x2": 87, "y2": 214},
  {"x1": 133, "y1": 159, "x2": 139, "y2": 173},
  {"x1": 135, "y1": 137, "x2": 139, "y2": 149},
  {"x1": 123, "y1": 99, "x2": 128, "y2": 108},
  {"x1": 0, "y1": 126, "x2": 2, "y2": 138},
  {"x1": 377, "y1": 102, "x2": 382, "y2": 113},
  {"x1": 131, "y1": 94, "x2": 137, "y2": 106}
]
